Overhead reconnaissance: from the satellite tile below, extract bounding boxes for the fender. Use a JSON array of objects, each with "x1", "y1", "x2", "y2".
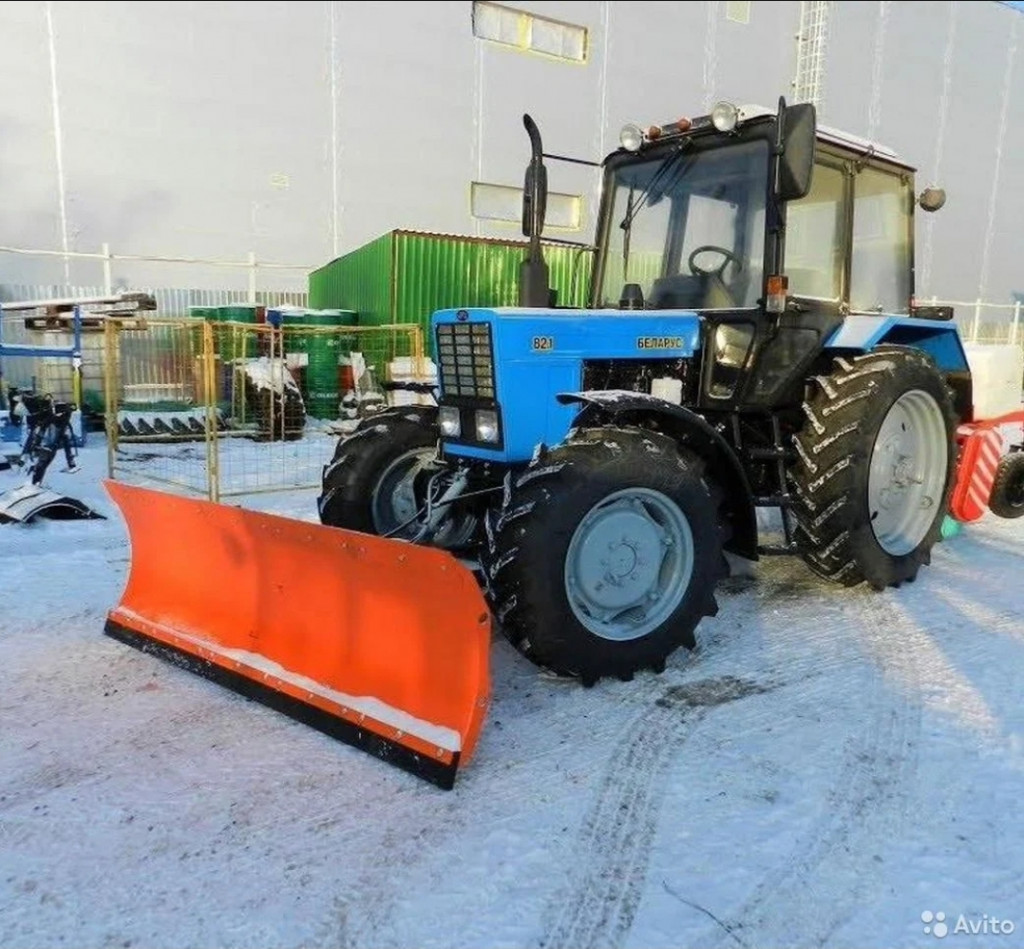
[
  {"x1": 556, "y1": 390, "x2": 758, "y2": 560},
  {"x1": 355, "y1": 404, "x2": 438, "y2": 431},
  {"x1": 825, "y1": 315, "x2": 969, "y2": 372}
]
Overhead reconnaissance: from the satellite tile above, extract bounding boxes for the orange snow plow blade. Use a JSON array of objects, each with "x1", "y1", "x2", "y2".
[{"x1": 103, "y1": 481, "x2": 491, "y2": 788}]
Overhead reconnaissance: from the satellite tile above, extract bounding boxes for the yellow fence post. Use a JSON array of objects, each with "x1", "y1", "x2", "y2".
[
  {"x1": 202, "y1": 320, "x2": 221, "y2": 504},
  {"x1": 103, "y1": 318, "x2": 119, "y2": 480}
]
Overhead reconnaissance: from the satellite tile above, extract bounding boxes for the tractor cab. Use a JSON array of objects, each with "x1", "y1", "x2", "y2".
[{"x1": 579, "y1": 99, "x2": 945, "y2": 410}]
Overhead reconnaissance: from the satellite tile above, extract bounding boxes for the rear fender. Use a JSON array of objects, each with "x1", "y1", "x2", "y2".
[
  {"x1": 825, "y1": 315, "x2": 969, "y2": 371},
  {"x1": 826, "y1": 317, "x2": 973, "y2": 422},
  {"x1": 556, "y1": 391, "x2": 758, "y2": 559}
]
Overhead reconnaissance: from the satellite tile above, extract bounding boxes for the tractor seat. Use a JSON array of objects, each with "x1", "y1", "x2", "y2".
[
  {"x1": 649, "y1": 274, "x2": 744, "y2": 310},
  {"x1": 649, "y1": 273, "x2": 749, "y2": 311}
]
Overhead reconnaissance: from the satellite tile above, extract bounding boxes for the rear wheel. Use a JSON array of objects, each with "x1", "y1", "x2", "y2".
[
  {"x1": 989, "y1": 453, "x2": 1024, "y2": 519},
  {"x1": 789, "y1": 347, "x2": 957, "y2": 589},
  {"x1": 482, "y1": 426, "x2": 726, "y2": 684},
  {"x1": 318, "y1": 410, "x2": 475, "y2": 547}
]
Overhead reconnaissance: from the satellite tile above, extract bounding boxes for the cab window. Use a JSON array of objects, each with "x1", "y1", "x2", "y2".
[
  {"x1": 785, "y1": 162, "x2": 844, "y2": 302},
  {"x1": 850, "y1": 167, "x2": 912, "y2": 314}
]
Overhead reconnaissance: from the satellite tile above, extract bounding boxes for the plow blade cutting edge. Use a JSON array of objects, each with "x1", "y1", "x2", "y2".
[{"x1": 104, "y1": 481, "x2": 491, "y2": 788}]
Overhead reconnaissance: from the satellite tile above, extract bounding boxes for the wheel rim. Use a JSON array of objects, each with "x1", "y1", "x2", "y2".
[
  {"x1": 370, "y1": 448, "x2": 433, "y2": 536},
  {"x1": 564, "y1": 488, "x2": 695, "y2": 642},
  {"x1": 867, "y1": 389, "x2": 948, "y2": 556}
]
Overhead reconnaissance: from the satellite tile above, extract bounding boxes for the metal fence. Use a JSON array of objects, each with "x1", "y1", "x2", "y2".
[
  {"x1": 104, "y1": 318, "x2": 429, "y2": 502},
  {"x1": 1, "y1": 283, "x2": 307, "y2": 316},
  {"x1": 0, "y1": 242, "x2": 310, "y2": 299},
  {"x1": 0, "y1": 307, "x2": 96, "y2": 405},
  {"x1": 934, "y1": 298, "x2": 1023, "y2": 347}
]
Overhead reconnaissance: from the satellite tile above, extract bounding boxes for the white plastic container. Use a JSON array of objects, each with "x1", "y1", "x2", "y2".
[
  {"x1": 651, "y1": 376, "x2": 684, "y2": 404},
  {"x1": 963, "y1": 343, "x2": 1024, "y2": 419}
]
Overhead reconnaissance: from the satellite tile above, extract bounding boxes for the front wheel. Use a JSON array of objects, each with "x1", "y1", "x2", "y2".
[
  {"x1": 789, "y1": 347, "x2": 957, "y2": 589},
  {"x1": 482, "y1": 427, "x2": 727, "y2": 684},
  {"x1": 318, "y1": 410, "x2": 476, "y2": 547}
]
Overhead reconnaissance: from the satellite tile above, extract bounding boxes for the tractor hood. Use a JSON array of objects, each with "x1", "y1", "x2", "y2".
[{"x1": 432, "y1": 307, "x2": 702, "y2": 463}]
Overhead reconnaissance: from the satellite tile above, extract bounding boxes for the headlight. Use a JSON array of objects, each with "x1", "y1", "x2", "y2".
[
  {"x1": 619, "y1": 123, "x2": 644, "y2": 152},
  {"x1": 439, "y1": 406, "x2": 461, "y2": 438},
  {"x1": 714, "y1": 324, "x2": 754, "y2": 368},
  {"x1": 474, "y1": 408, "x2": 500, "y2": 443},
  {"x1": 711, "y1": 101, "x2": 739, "y2": 133}
]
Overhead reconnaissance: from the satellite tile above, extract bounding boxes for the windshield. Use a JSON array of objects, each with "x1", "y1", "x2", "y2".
[{"x1": 597, "y1": 139, "x2": 769, "y2": 309}]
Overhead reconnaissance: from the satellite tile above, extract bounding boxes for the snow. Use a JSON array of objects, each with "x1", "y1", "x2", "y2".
[
  {"x1": 2, "y1": 438, "x2": 1024, "y2": 949},
  {"x1": 241, "y1": 357, "x2": 302, "y2": 396}
]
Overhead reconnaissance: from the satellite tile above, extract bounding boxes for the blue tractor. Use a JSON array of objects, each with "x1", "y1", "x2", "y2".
[{"x1": 319, "y1": 99, "x2": 968, "y2": 685}]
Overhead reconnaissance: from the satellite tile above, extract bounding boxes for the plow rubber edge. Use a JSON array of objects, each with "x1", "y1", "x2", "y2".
[{"x1": 103, "y1": 481, "x2": 491, "y2": 789}]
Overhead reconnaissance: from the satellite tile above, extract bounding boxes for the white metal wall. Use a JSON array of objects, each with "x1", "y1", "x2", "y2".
[{"x1": 0, "y1": 0, "x2": 1021, "y2": 308}]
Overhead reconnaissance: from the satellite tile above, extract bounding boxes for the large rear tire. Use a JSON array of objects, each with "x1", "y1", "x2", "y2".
[
  {"x1": 789, "y1": 347, "x2": 957, "y2": 589},
  {"x1": 482, "y1": 426, "x2": 727, "y2": 684}
]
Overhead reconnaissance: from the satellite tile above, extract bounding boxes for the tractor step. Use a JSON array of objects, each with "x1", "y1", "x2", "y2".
[
  {"x1": 757, "y1": 542, "x2": 800, "y2": 556},
  {"x1": 753, "y1": 494, "x2": 794, "y2": 508},
  {"x1": 746, "y1": 446, "x2": 795, "y2": 461}
]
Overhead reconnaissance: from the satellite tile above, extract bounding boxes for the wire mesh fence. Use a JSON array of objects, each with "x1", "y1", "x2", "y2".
[
  {"x1": 104, "y1": 318, "x2": 213, "y2": 496},
  {"x1": 935, "y1": 298, "x2": 1023, "y2": 348},
  {"x1": 0, "y1": 308, "x2": 94, "y2": 404},
  {"x1": 105, "y1": 317, "x2": 430, "y2": 503}
]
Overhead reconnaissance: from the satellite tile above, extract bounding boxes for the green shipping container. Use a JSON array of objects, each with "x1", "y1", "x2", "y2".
[{"x1": 308, "y1": 230, "x2": 593, "y2": 356}]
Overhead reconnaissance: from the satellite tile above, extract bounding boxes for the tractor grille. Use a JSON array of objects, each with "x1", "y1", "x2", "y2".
[{"x1": 436, "y1": 322, "x2": 495, "y2": 400}]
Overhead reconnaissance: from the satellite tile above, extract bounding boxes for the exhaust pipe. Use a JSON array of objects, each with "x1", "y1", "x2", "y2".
[{"x1": 519, "y1": 114, "x2": 551, "y2": 308}]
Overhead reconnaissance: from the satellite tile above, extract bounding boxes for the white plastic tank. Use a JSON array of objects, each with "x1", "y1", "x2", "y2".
[{"x1": 963, "y1": 343, "x2": 1024, "y2": 419}]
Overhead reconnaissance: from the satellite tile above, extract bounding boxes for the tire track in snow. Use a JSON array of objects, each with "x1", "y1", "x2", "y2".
[
  {"x1": 717, "y1": 590, "x2": 923, "y2": 948},
  {"x1": 539, "y1": 677, "x2": 770, "y2": 949}
]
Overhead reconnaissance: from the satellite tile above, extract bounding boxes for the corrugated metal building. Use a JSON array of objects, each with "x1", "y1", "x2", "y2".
[{"x1": 0, "y1": 1, "x2": 1019, "y2": 306}]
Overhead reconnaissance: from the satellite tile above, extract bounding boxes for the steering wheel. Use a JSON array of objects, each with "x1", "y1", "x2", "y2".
[{"x1": 687, "y1": 245, "x2": 743, "y2": 279}]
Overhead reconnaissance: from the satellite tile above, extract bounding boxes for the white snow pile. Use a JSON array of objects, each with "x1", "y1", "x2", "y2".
[
  {"x1": 242, "y1": 357, "x2": 302, "y2": 396},
  {"x1": 1, "y1": 438, "x2": 1023, "y2": 949}
]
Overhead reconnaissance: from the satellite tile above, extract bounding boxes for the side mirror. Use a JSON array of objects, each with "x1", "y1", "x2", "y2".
[
  {"x1": 918, "y1": 187, "x2": 946, "y2": 213},
  {"x1": 777, "y1": 102, "x2": 816, "y2": 201},
  {"x1": 521, "y1": 114, "x2": 547, "y2": 238}
]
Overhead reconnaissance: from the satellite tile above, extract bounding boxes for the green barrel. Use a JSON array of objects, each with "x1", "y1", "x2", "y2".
[
  {"x1": 188, "y1": 305, "x2": 218, "y2": 320},
  {"x1": 305, "y1": 308, "x2": 357, "y2": 419},
  {"x1": 275, "y1": 306, "x2": 309, "y2": 358},
  {"x1": 217, "y1": 304, "x2": 258, "y2": 361}
]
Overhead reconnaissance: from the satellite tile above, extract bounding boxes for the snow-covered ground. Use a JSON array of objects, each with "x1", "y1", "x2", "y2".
[{"x1": 1, "y1": 437, "x2": 1023, "y2": 949}]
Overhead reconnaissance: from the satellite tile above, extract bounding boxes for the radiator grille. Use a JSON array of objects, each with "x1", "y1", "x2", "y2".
[{"x1": 436, "y1": 322, "x2": 495, "y2": 399}]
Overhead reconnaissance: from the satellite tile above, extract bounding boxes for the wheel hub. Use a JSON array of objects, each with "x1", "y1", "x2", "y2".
[
  {"x1": 565, "y1": 488, "x2": 695, "y2": 642},
  {"x1": 391, "y1": 467, "x2": 421, "y2": 521},
  {"x1": 371, "y1": 447, "x2": 434, "y2": 536},
  {"x1": 578, "y1": 507, "x2": 664, "y2": 608},
  {"x1": 606, "y1": 542, "x2": 638, "y2": 581},
  {"x1": 868, "y1": 389, "x2": 947, "y2": 556}
]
